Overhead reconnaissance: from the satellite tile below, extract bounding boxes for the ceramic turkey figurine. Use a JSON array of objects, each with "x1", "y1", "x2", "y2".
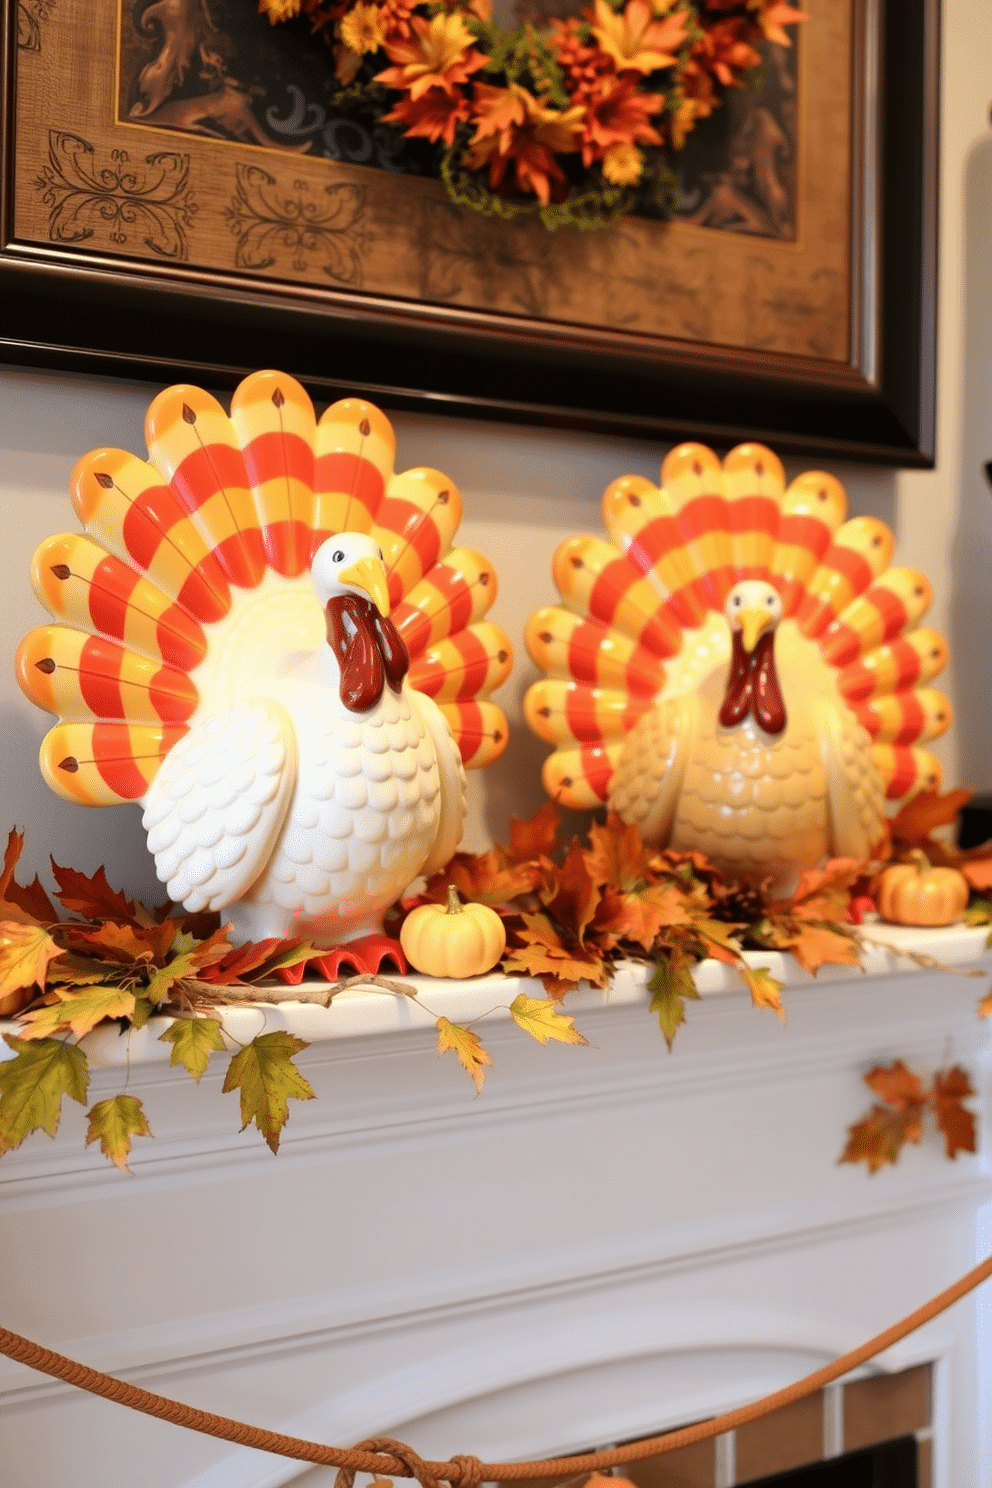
[
  {"x1": 524, "y1": 442, "x2": 952, "y2": 890},
  {"x1": 17, "y1": 371, "x2": 512, "y2": 962}
]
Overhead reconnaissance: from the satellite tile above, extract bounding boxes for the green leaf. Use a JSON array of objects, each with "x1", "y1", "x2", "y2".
[
  {"x1": 159, "y1": 1016, "x2": 227, "y2": 1081},
  {"x1": 85, "y1": 1094, "x2": 152, "y2": 1171},
  {"x1": 130, "y1": 997, "x2": 156, "y2": 1029},
  {"x1": 0, "y1": 1035, "x2": 89, "y2": 1151},
  {"x1": 647, "y1": 954, "x2": 700, "y2": 1050},
  {"x1": 222, "y1": 1031, "x2": 315, "y2": 1153}
]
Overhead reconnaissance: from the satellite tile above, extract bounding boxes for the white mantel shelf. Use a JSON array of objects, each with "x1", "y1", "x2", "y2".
[{"x1": 1, "y1": 927, "x2": 990, "y2": 1488}]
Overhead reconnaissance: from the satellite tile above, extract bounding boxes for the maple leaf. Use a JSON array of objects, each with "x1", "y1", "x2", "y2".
[
  {"x1": 503, "y1": 914, "x2": 610, "y2": 993},
  {"x1": 839, "y1": 1104, "x2": 924, "y2": 1173},
  {"x1": 194, "y1": 937, "x2": 321, "y2": 985},
  {"x1": 18, "y1": 984, "x2": 137, "y2": 1041},
  {"x1": 785, "y1": 922, "x2": 862, "y2": 975},
  {"x1": 85, "y1": 1094, "x2": 152, "y2": 1172},
  {"x1": 159, "y1": 1015, "x2": 227, "y2": 1080},
  {"x1": 540, "y1": 837, "x2": 603, "y2": 942},
  {"x1": 0, "y1": 921, "x2": 63, "y2": 1016},
  {"x1": 961, "y1": 857, "x2": 992, "y2": 892},
  {"x1": 46, "y1": 953, "x2": 124, "y2": 986},
  {"x1": 51, "y1": 861, "x2": 156, "y2": 926},
  {"x1": 0, "y1": 829, "x2": 56, "y2": 923},
  {"x1": 647, "y1": 952, "x2": 700, "y2": 1050},
  {"x1": 427, "y1": 849, "x2": 542, "y2": 909},
  {"x1": 585, "y1": 812, "x2": 651, "y2": 893},
  {"x1": 222, "y1": 1031, "x2": 315, "y2": 1154},
  {"x1": 63, "y1": 919, "x2": 171, "y2": 964},
  {"x1": 932, "y1": 1066, "x2": 977, "y2": 1159},
  {"x1": 509, "y1": 993, "x2": 589, "y2": 1047},
  {"x1": 773, "y1": 858, "x2": 863, "y2": 922},
  {"x1": 0, "y1": 1035, "x2": 89, "y2": 1151},
  {"x1": 506, "y1": 801, "x2": 560, "y2": 863},
  {"x1": 865, "y1": 1059, "x2": 927, "y2": 1111},
  {"x1": 691, "y1": 917, "x2": 746, "y2": 965},
  {"x1": 436, "y1": 1016, "x2": 493, "y2": 1092},
  {"x1": 888, "y1": 787, "x2": 972, "y2": 848},
  {"x1": 594, "y1": 882, "x2": 693, "y2": 952},
  {"x1": 739, "y1": 965, "x2": 786, "y2": 1023}
]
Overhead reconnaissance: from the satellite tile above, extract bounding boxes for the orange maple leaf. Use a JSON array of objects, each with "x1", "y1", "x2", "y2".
[
  {"x1": 584, "y1": 812, "x2": 651, "y2": 893},
  {"x1": 773, "y1": 858, "x2": 863, "y2": 922},
  {"x1": 0, "y1": 830, "x2": 55, "y2": 925},
  {"x1": 506, "y1": 801, "x2": 561, "y2": 864},
  {"x1": 888, "y1": 787, "x2": 972, "y2": 848},
  {"x1": 540, "y1": 838, "x2": 602, "y2": 943},
  {"x1": 961, "y1": 855, "x2": 992, "y2": 892},
  {"x1": 785, "y1": 922, "x2": 862, "y2": 976},
  {"x1": 423, "y1": 849, "x2": 542, "y2": 909},
  {"x1": 840, "y1": 1105, "x2": 924, "y2": 1174},
  {"x1": 932, "y1": 1066, "x2": 977, "y2": 1159},
  {"x1": 865, "y1": 1060, "x2": 928, "y2": 1112},
  {"x1": 50, "y1": 860, "x2": 156, "y2": 927}
]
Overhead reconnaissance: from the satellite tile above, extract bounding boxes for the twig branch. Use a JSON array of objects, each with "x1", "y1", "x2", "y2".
[{"x1": 854, "y1": 929, "x2": 988, "y2": 979}]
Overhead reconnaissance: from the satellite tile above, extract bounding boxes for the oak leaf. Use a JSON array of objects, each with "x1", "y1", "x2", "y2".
[
  {"x1": 222, "y1": 1031, "x2": 315, "y2": 1153},
  {"x1": 436, "y1": 1016, "x2": 492, "y2": 1092},
  {"x1": 85, "y1": 1094, "x2": 152, "y2": 1171},
  {"x1": 0, "y1": 921, "x2": 63, "y2": 1015},
  {"x1": 509, "y1": 992, "x2": 589, "y2": 1047},
  {"x1": 159, "y1": 1015, "x2": 227, "y2": 1080},
  {"x1": 932, "y1": 1066, "x2": 977, "y2": 1159},
  {"x1": 50, "y1": 860, "x2": 156, "y2": 926},
  {"x1": 647, "y1": 952, "x2": 700, "y2": 1050},
  {"x1": 18, "y1": 984, "x2": 137, "y2": 1041},
  {"x1": 0, "y1": 1035, "x2": 89, "y2": 1151},
  {"x1": 739, "y1": 965, "x2": 786, "y2": 1023}
]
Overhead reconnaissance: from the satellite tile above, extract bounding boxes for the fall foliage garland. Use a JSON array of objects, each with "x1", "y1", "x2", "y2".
[
  {"x1": 0, "y1": 788, "x2": 988, "y2": 1170},
  {"x1": 254, "y1": 0, "x2": 805, "y2": 229}
]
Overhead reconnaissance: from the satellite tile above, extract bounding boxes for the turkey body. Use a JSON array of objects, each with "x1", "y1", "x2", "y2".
[
  {"x1": 229, "y1": 669, "x2": 446, "y2": 945},
  {"x1": 609, "y1": 617, "x2": 886, "y2": 891}
]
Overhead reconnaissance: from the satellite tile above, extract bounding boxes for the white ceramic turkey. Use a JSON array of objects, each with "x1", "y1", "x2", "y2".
[
  {"x1": 17, "y1": 371, "x2": 512, "y2": 953},
  {"x1": 524, "y1": 441, "x2": 953, "y2": 889}
]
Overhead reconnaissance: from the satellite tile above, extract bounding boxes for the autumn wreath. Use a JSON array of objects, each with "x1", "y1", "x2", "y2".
[{"x1": 254, "y1": 0, "x2": 804, "y2": 229}]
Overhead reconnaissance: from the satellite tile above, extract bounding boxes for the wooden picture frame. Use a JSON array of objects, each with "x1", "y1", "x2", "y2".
[{"x1": 0, "y1": 0, "x2": 938, "y2": 465}]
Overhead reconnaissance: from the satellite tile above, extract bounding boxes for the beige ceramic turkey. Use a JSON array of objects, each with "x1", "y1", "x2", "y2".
[{"x1": 524, "y1": 442, "x2": 952, "y2": 890}]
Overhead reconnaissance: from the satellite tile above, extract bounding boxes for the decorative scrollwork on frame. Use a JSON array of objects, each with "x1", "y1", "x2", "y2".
[
  {"x1": 225, "y1": 166, "x2": 371, "y2": 286},
  {"x1": 17, "y1": 0, "x2": 55, "y2": 52},
  {"x1": 34, "y1": 132, "x2": 196, "y2": 260}
]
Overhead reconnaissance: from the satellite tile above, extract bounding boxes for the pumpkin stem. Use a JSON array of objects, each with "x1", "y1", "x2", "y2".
[
  {"x1": 908, "y1": 848, "x2": 932, "y2": 875},
  {"x1": 446, "y1": 884, "x2": 464, "y2": 915}
]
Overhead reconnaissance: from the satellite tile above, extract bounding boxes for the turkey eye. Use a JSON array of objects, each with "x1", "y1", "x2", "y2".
[
  {"x1": 733, "y1": 595, "x2": 742, "y2": 606},
  {"x1": 332, "y1": 549, "x2": 344, "y2": 562}
]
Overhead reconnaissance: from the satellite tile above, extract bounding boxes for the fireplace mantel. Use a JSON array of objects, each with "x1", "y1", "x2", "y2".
[{"x1": 1, "y1": 929, "x2": 990, "y2": 1488}]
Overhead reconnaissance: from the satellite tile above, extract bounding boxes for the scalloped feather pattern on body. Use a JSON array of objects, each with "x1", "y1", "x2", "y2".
[
  {"x1": 525, "y1": 441, "x2": 951, "y2": 814},
  {"x1": 18, "y1": 372, "x2": 512, "y2": 806}
]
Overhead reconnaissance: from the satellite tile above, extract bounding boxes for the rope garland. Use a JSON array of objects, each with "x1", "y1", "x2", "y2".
[{"x1": 3, "y1": 1250, "x2": 992, "y2": 1480}]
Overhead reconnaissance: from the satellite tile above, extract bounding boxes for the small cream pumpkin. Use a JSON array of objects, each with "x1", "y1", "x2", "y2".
[
  {"x1": 400, "y1": 885, "x2": 507, "y2": 978},
  {"x1": 877, "y1": 851, "x2": 969, "y2": 927}
]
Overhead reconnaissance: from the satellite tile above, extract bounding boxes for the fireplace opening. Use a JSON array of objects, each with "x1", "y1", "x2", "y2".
[{"x1": 741, "y1": 1435, "x2": 917, "y2": 1485}]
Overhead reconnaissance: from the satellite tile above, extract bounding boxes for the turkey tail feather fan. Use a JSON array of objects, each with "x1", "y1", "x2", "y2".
[{"x1": 525, "y1": 441, "x2": 951, "y2": 886}]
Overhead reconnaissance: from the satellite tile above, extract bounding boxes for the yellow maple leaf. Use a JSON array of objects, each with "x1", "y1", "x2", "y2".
[
  {"x1": 85, "y1": 1094, "x2": 152, "y2": 1172},
  {"x1": 222, "y1": 1031, "x2": 315, "y2": 1154},
  {"x1": 159, "y1": 1015, "x2": 227, "y2": 1081},
  {"x1": 0, "y1": 1035, "x2": 89, "y2": 1151},
  {"x1": 786, "y1": 922, "x2": 862, "y2": 975},
  {"x1": 436, "y1": 1016, "x2": 493, "y2": 1092},
  {"x1": 0, "y1": 921, "x2": 63, "y2": 1016},
  {"x1": 18, "y1": 984, "x2": 137, "y2": 1041},
  {"x1": 739, "y1": 965, "x2": 785, "y2": 1023},
  {"x1": 509, "y1": 993, "x2": 589, "y2": 1047}
]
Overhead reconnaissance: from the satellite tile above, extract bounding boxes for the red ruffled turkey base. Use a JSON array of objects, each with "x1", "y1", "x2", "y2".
[{"x1": 273, "y1": 933, "x2": 409, "y2": 984}]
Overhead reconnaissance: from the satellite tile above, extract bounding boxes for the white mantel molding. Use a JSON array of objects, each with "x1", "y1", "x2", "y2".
[{"x1": 1, "y1": 928, "x2": 990, "y2": 1488}]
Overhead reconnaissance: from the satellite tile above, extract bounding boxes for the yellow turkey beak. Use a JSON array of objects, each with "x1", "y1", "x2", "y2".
[
  {"x1": 738, "y1": 606, "x2": 773, "y2": 653},
  {"x1": 339, "y1": 557, "x2": 390, "y2": 617}
]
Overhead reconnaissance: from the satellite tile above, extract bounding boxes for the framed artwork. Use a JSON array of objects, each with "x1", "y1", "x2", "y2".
[{"x1": 0, "y1": 0, "x2": 938, "y2": 464}]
